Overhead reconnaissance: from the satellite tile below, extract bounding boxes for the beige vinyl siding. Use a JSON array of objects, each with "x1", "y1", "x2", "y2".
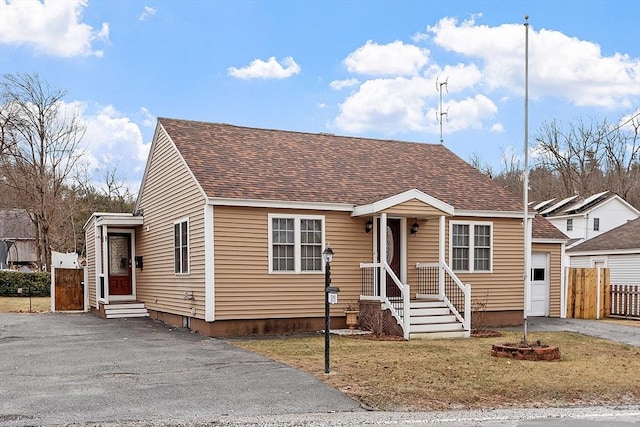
[
  {"x1": 85, "y1": 217, "x2": 97, "y2": 308},
  {"x1": 214, "y1": 206, "x2": 372, "y2": 319},
  {"x1": 381, "y1": 199, "x2": 446, "y2": 217},
  {"x1": 447, "y1": 217, "x2": 525, "y2": 311},
  {"x1": 407, "y1": 218, "x2": 439, "y2": 292},
  {"x1": 532, "y1": 242, "x2": 562, "y2": 317},
  {"x1": 135, "y1": 128, "x2": 207, "y2": 318}
]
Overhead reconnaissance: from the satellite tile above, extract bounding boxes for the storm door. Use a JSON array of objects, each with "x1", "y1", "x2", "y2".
[{"x1": 108, "y1": 233, "x2": 132, "y2": 296}]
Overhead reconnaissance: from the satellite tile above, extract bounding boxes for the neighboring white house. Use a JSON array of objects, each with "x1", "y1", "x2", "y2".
[
  {"x1": 535, "y1": 191, "x2": 640, "y2": 249},
  {"x1": 566, "y1": 217, "x2": 640, "y2": 286}
]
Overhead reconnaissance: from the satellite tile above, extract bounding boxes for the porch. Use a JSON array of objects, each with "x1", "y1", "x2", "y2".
[
  {"x1": 87, "y1": 212, "x2": 149, "y2": 319},
  {"x1": 351, "y1": 190, "x2": 472, "y2": 339}
]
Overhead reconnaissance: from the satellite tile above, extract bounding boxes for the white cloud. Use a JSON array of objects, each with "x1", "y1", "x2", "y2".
[
  {"x1": 0, "y1": 0, "x2": 109, "y2": 58},
  {"x1": 343, "y1": 40, "x2": 430, "y2": 76},
  {"x1": 228, "y1": 56, "x2": 301, "y2": 80},
  {"x1": 427, "y1": 16, "x2": 640, "y2": 108},
  {"x1": 329, "y1": 78, "x2": 360, "y2": 90},
  {"x1": 139, "y1": 6, "x2": 157, "y2": 21},
  {"x1": 491, "y1": 123, "x2": 505, "y2": 133},
  {"x1": 139, "y1": 107, "x2": 155, "y2": 128},
  {"x1": 72, "y1": 104, "x2": 150, "y2": 194},
  {"x1": 317, "y1": 102, "x2": 326, "y2": 109}
]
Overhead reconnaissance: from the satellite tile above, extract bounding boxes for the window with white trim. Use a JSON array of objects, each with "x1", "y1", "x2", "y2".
[
  {"x1": 593, "y1": 217, "x2": 600, "y2": 231},
  {"x1": 566, "y1": 218, "x2": 573, "y2": 231},
  {"x1": 269, "y1": 214, "x2": 324, "y2": 273},
  {"x1": 450, "y1": 221, "x2": 492, "y2": 272},
  {"x1": 174, "y1": 218, "x2": 189, "y2": 274}
]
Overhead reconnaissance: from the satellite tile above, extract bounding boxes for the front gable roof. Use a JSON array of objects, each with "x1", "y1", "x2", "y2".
[
  {"x1": 156, "y1": 118, "x2": 524, "y2": 212},
  {"x1": 352, "y1": 189, "x2": 454, "y2": 217}
]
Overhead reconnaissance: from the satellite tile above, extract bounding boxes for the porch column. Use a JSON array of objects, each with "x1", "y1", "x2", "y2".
[
  {"x1": 439, "y1": 215, "x2": 445, "y2": 300},
  {"x1": 379, "y1": 213, "x2": 387, "y2": 299}
]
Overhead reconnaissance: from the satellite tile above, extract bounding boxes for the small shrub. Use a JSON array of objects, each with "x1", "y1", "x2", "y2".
[{"x1": 0, "y1": 271, "x2": 51, "y2": 297}]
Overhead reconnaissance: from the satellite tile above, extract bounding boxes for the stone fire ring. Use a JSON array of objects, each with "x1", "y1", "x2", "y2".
[{"x1": 491, "y1": 343, "x2": 561, "y2": 361}]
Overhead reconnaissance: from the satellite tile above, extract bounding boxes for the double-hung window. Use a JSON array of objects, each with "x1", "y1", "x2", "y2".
[
  {"x1": 174, "y1": 218, "x2": 189, "y2": 274},
  {"x1": 269, "y1": 214, "x2": 324, "y2": 273},
  {"x1": 566, "y1": 218, "x2": 573, "y2": 231},
  {"x1": 593, "y1": 217, "x2": 600, "y2": 231},
  {"x1": 450, "y1": 221, "x2": 492, "y2": 272}
]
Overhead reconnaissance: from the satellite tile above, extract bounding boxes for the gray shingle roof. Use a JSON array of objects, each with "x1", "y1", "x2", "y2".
[{"x1": 567, "y1": 217, "x2": 640, "y2": 252}]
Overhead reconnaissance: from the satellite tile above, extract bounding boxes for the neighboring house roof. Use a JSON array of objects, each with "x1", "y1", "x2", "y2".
[
  {"x1": 567, "y1": 217, "x2": 640, "y2": 253},
  {"x1": 157, "y1": 118, "x2": 525, "y2": 212},
  {"x1": 532, "y1": 214, "x2": 568, "y2": 240},
  {"x1": 537, "y1": 191, "x2": 639, "y2": 218},
  {"x1": 0, "y1": 209, "x2": 36, "y2": 239}
]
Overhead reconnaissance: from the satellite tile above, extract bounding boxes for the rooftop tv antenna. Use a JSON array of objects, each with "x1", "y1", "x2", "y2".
[{"x1": 436, "y1": 76, "x2": 449, "y2": 144}]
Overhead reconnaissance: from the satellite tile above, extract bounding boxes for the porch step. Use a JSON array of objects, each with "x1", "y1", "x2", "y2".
[
  {"x1": 408, "y1": 299, "x2": 468, "y2": 339},
  {"x1": 103, "y1": 301, "x2": 149, "y2": 319}
]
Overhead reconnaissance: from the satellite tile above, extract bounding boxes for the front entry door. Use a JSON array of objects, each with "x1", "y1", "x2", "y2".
[
  {"x1": 378, "y1": 218, "x2": 402, "y2": 299},
  {"x1": 108, "y1": 233, "x2": 132, "y2": 296},
  {"x1": 529, "y1": 252, "x2": 549, "y2": 316}
]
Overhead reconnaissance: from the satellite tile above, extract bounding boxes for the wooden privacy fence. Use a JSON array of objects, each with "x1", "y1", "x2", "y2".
[
  {"x1": 53, "y1": 268, "x2": 84, "y2": 311},
  {"x1": 566, "y1": 267, "x2": 610, "y2": 319},
  {"x1": 611, "y1": 284, "x2": 640, "y2": 318}
]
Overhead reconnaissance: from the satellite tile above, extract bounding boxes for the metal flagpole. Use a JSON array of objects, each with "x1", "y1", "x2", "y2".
[{"x1": 523, "y1": 15, "x2": 530, "y2": 345}]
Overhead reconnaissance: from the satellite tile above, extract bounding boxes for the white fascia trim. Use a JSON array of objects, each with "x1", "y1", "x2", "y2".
[
  {"x1": 352, "y1": 188, "x2": 454, "y2": 217},
  {"x1": 136, "y1": 122, "x2": 209, "y2": 212},
  {"x1": 567, "y1": 248, "x2": 640, "y2": 257},
  {"x1": 455, "y1": 210, "x2": 535, "y2": 219},
  {"x1": 208, "y1": 197, "x2": 354, "y2": 212},
  {"x1": 545, "y1": 213, "x2": 583, "y2": 220},
  {"x1": 532, "y1": 238, "x2": 570, "y2": 244},
  {"x1": 204, "y1": 204, "x2": 215, "y2": 322},
  {"x1": 95, "y1": 216, "x2": 144, "y2": 227}
]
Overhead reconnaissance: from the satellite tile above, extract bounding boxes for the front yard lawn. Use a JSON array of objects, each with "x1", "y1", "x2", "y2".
[
  {"x1": 0, "y1": 297, "x2": 50, "y2": 313},
  {"x1": 233, "y1": 331, "x2": 640, "y2": 411}
]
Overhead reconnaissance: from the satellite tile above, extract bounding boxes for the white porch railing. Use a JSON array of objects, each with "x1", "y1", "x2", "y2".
[
  {"x1": 360, "y1": 262, "x2": 411, "y2": 339},
  {"x1": 416, "y1": 262, "x2": 471, "y2": 332}
]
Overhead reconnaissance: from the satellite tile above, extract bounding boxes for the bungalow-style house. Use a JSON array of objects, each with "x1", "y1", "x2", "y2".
[
  {"x1": 566, "y1": 217, "x2": 640, "y2": 286},
  {"x1": 84, "y1": 118, "x2": 567, "y2": 339},
  {"x1": 534, "y1": 191, "x2": 639, "y2": 248}
]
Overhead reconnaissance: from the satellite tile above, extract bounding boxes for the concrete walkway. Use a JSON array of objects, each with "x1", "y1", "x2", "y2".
[
  {"x1": 512, "y1": 317, "x2": 640, "y2": 346},
  {"x1": 0, "y1": 313, "x2": 361, "y2": 427}
]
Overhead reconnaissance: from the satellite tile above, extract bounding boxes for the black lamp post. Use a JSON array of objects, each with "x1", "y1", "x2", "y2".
[{"x1": 323, "y1": 246, "x2": 334, "y2": 374}]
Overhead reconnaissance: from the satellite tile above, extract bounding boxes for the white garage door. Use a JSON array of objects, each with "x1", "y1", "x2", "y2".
[{"x1": 528, "y1": 252, "x2": 549, "y2": 316}]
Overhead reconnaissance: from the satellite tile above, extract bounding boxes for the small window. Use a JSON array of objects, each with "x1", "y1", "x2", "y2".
[
  {"x1": 593, "y1": 217, "x2": 600, "y2": 231},
  {"x1": 450, "y1": 221, "x2": 492, "y2": 272},
  {"x1": 174, "y1": 219, "x2": 189, "y2": 274},
  {"x1": 269, "y1": 215, "x2": 324, "y2": 273},
  {"x1": 566, "y1": 218, "x2": 573, "y2": 231},
  {"x1": 532, "y1": 268, "x2": 545, "y2": 281}
]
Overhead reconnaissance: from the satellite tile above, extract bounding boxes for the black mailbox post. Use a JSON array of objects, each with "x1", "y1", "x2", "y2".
[{"x1": 323, "y1": 246, "x2": 338, "y2": 374}]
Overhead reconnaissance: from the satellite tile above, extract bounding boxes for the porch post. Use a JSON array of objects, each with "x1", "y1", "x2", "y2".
[
  {"x1": 101, "y1": 225, "x2": 109, "y2": 303},
  {"x1": 439, "y1": 215, "x2": 445, "y2": 300},
  {"x1": 380, "y1": 213, "x2": 387, "y2": 300}
]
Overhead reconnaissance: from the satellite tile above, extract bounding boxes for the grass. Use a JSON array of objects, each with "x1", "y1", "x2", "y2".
[
  {"x1": 0, "y1": 297, "x2": 51, "y2": 313},
  {"x1": 233, "y1": 331, "x2": 640, "y2": 411}
]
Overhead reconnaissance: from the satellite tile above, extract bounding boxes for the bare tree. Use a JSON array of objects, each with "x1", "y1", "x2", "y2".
[
  {"x1": 534, "y1": 118, "x2": 607, "y2": 198},
  {"x1": 602, "y1": 115, "x2": 640, "y2": 207},
  {"x1": 469, "y1": 151, "x2": 494, "y2": 178},
  {"x1": 0, "y1": 73, "x2": 85, "y2": 270}
]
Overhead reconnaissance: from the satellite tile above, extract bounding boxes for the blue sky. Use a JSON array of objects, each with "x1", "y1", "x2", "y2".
[{"x1": 1, "y1": 0, "x2": 639, "y2": 193}]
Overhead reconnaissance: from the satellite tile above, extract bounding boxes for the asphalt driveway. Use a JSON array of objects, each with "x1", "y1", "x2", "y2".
[{"x1": 0, "y1": 313, "x2": 361, "y2": 426}]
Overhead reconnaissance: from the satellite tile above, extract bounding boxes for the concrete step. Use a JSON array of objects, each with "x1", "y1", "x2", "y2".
[
  {"x1": 410, "y1": 322, "x2": 465, "y2": 334},
  {"x1": 410, "y1": 307, "x2": 451, "y2": 316},
  {"x1": 105, "y1": 303, "x2": 146, "y2": 310},
  {"x1": 410, "y1": 314, "x2": 458, "y2": 325},
  {"x1": 410, "y1": 300, "x2": 447, "y2": 309},
  {"x1": 104, "y1": 308, "x2": 149, "y2": 316},
  {"x1": 106, "y1": 312, "x2": 150, "y2": 319}
]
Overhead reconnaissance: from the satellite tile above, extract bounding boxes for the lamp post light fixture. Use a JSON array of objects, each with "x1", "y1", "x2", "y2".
[{"x1": 322, "y1": 246, "x2": 338, "y2": 374}]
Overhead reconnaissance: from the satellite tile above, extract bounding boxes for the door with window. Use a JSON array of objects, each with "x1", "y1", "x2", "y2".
[
  {"x1": 108, "y1": 233, "x2": 132, "y2": 296},
  {"x1": 377, "y1": 218, "x2": 402, "y2": 299},
  {"x1": 529, "y1": 252, "x2": 549, "y2": 316}
]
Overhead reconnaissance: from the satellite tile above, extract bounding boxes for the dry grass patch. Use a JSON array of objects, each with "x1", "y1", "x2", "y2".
[
  {"x1": 601, "y1": 318, "x2": 640, "y2": 328},
  {"x1": 233, "y1": 332, "x2": 640, "y2": 411},
  {"x1": 0, "y1": 297, "x2": 50, "y2": 313}
]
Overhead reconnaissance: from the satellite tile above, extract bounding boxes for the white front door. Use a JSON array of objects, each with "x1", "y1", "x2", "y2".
[{"x1": 528, "y1": 252, "x2": 549, "y2": 316}]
